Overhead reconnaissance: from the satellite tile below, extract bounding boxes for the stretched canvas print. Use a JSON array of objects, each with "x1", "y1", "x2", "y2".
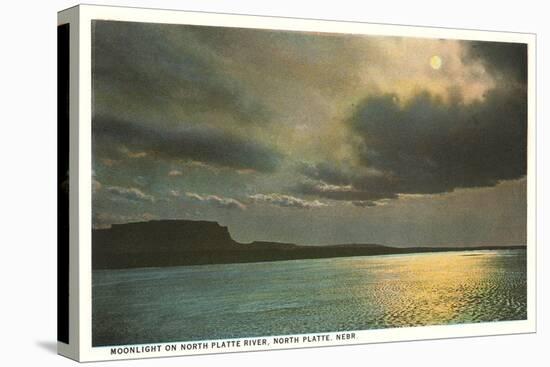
[{"x1": 57, "y1": 5, "x2": 536, "y2": 362}]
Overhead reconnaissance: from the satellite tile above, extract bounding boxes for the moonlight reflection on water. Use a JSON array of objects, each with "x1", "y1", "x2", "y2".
[{"x1": 92, "y1": 249, "x2": 526, "y2": 346}]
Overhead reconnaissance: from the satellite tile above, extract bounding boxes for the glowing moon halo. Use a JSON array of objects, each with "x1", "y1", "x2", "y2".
[{"x1": 430, "y1": 55, "x2": 442, "y2": 70}]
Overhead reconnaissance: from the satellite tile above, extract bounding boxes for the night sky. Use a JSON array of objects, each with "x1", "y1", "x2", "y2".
[{"x1": 91, "y1": 20, "x2": 527, "y2": 247}]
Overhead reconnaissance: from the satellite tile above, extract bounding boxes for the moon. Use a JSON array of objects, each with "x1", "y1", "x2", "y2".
[{"x1": 430, "y1": 55, "x2": 442, "y2": 70}]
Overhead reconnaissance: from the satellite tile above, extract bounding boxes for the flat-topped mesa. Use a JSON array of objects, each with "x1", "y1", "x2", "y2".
[
  {"x1": 93, "y1": 219, "x2": 243, "y2": 268},
  {"x1": 94, "y1": 219, "x2": 238, "y2": 255}
]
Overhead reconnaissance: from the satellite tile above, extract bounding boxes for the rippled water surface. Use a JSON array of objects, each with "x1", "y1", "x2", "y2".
[{"x1": 93, "y1": 249, "x2": 526, "y2": 346}]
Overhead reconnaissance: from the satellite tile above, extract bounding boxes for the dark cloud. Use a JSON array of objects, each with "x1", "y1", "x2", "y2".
[
  {"x1": 92, "y1": 20, "x2": 271, "y2": 124},
  {"x1": 299, "y1": 84, "x2": 527, "y2": 201},
  {"x1": 464, "y1": 41, "x2": 527, "y2": 84},
  {"x1": 350, "y1": 87, "x2": 527, "y2": 196},
  {"x1": 93, "y1": 116, "x2": 282, "y2": 172}
]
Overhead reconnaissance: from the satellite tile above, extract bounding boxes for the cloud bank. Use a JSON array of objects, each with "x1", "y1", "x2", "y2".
[{"x1": 93, "y1": 116, "x2": 282, "y2": 173}]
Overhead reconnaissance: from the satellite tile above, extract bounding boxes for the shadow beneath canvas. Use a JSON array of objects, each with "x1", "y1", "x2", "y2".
[{"x1": 36, "y1": 340, "x2": 57, "y2": 354}]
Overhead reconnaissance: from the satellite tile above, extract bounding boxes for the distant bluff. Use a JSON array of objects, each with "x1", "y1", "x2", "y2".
[
  {"x1": 92, "y1": 219, "x2": 525, "y2": 270},
  {"x1": 95, "y1": 219, "x2": 237, "y2": 252},
  {"x1": 93, "y1": 220, "x2": 240, "y2": 269}
]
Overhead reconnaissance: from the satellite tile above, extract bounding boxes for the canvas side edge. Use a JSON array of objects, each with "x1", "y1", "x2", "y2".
[{"x1": 57, "y1": 5, "x2": 81, "y2": 362}]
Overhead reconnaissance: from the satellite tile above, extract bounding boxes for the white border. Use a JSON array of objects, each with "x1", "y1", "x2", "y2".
[{"x1": 64, "y1": 4, "x2": 536, "y2": 362}]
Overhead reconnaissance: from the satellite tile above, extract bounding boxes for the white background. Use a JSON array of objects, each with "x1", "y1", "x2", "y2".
[{"x1": 0, "y1": 0, "x2": 547, "y2": 366}]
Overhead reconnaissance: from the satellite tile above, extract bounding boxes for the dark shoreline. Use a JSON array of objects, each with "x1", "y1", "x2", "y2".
[{"x1": 93, "y1": 219, "x2": 526, "y2": 270}]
